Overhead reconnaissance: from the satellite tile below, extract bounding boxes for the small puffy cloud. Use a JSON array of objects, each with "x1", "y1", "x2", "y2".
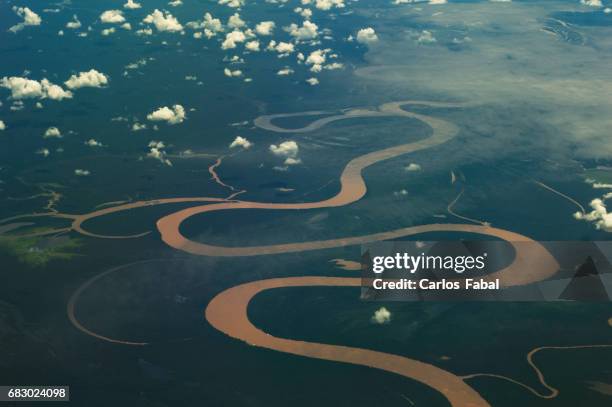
[
  {"x1": 203, "y1": 12, "x2": 223, "y2": 32},
  {"x1": 64, "y1": 69, "x2": 109, "y2": 89},
  {"x1": 219, "y1": 0, "x2": 245, "y2": 8},
  {"x1": 405, "y1": 163, "x2": 421, "y2": 172},
  {"x1": 147, "y1": 140, "x2": 172, "y2": 166},
  {"x1": 100, "y1": 10, "x2": 125, "y2": 24},
  {"x1": 580, "y1": 0, "x2": 602, "y2": 7},
  {"x1": 44, "y1": 127, "x2": 62, "y2": 138},
  {"x1": 356, "y1": 27, "x2": 378, "y2": 44},
  {"x1": 305, "y1": 49, "x2": 329, "y2": 72},
  {"x1": 169, "y1": 0, "x2": 183, "y2": 6},
  {"x1": 371, "y1": 307, "x2": 391, "y2": 324},
  {"x1": 228, "y1": 13, "x2": 245, "y2": 29},
  {"x1": 283, "y1": 157, "x2": 302, "y2": 165},
  {"x1": 306, "y1": 77, "x2": 319, "y2": 85},
  {"x1": 136, "y1": 28, "x2": 153, "y2": 36},
  {"x1": 124, "y1": 0, "x2": 142, "y2": 9},
  {"x1": 324, "y1": 62, "x2": 344, "y2": 71},
  {"x1": 270, "y1": 140, "x2": 301, "y2": 165},
  {"x1": 0, "y1": 77, "x2": 73, "y2": 100},
  {"x1": 0, "y1": 120, "x2": 6, "y2": 131},
  {"x1": 222, "y1": 30, "x2": 247, "y2": 49},
  {"x1": 295, "y1": 7, "x2": 313, "y2": 19},
  {"x1": 417, "y1": 30, "x2": 436, "y2": 44},
  {"x1": 245, "y1": 40, "x2": 260, "y2": 51},
  {"x1": 277, "y1": 67, "x2": 294, "y2": 75},
  {"x1": 132, "y1": 122, "x2": 147, "y2": 131},
  {"x1": 187, "y1": 12, "x2": 224, "y2": 38},
  {"x1": 147, "y1": 105, "x2": 186, "y2": 124},
  {"x1": 315, "y1": 0, "x2": 345, "y2": 10},
  {"x1": 143, "y1": 9, "x2": 183, "y2": 32},
  {"x1": 268, "y1": 41, "x2": 295, "y2": 56},
  {"x1": 85, "y1": 139, "x2": 103, "y2": 147},
  {"x1": 102, "y1": 27, "x2": 116, "y2": 36},
  {"x1": 575, "y1": 198, "x2": 612, "y2": 231},
  {"x1": 37, "y1": 148, "x2": 50, "y2": 157},
  {"x1": 66, "y1": 15, "x2": 81, "y2": 29},
  {"x1": 224, "y1": 68, "x2": 243, "y2": 77},
  {"x1": 255, "y1": 21, "x2": 275, "y2": 35},
  {"x1": 74, "y1": 169, "x2": 90, "y2": 176},
  {"x1": 9, "y1": 6, "x2": 41, "y2": 33},
  {"x1": 288, "y1": 20, "x2": 318, "y2": 40},
  {"x1": 229, "y1": 136, "x2": 252, "y2": 149}
]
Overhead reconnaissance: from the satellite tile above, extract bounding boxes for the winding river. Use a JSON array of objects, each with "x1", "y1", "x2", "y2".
[{"x1": 49, "y1": 101, "x2": 578, "y2": 407}]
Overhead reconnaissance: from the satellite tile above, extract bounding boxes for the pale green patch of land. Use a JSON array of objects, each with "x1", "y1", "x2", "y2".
[{"x1": 0, "y1": 229, "x2": 82, "y2": 267}]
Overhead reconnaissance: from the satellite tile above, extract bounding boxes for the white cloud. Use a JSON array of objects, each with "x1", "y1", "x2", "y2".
[
  {"x1": 229, "y1": 136, "x2": 252, "y2": 149},
  {"x1": 169, "y1": 0, "x2": 183, "y2": 6},
  {"x1": 405, "y1": 163, "x2": 422, "y2": 172},
  {"x1": 136, "y1": 28, "x2": 153, "y2": 36},
  {"x1": 143, "y1": 9, "x2": 183, "y2": 32},
  {"x1": 277, "y1": 67, "x2": 294, "y2": 75},
  {"x1": 417, "y1": 30, "x2": 437, "y2": 44},
  {"x1": 222, "y1": 30, "x2": 247, "y2": 49},
  {"x1": 295, "y1": 7, "x2": 313, "y2": 19},
  {"x1": 288, "y1": 20, "x2": 318, "y2": 40},
  {"x1": 306, "y1": 77, "x2": 319, "y2": 85},
  {"x1": 124, "y1": 0, "x2": 142, "y2": 9},
  {"x1": 75, "y1": 169, "x2": 90, "y2": 176},
  {"x1": 44, "y1": 127, "x2": 62, "y2": 138},
  {"x1": 245, "y1": 40, "x2": 260, "y2": 51},
  {"x1": 219, "y1": 0, "x2": 245, "y2": 8},
  {"x1": 228, "y1": 13, "x2": 245, "y2": 29},
  {"x1": 356, "y1": 27, "x2": 378, "y2": 44},
  {"x1": 575, "y1": 198, "x2": 612, "y2": 231},
  {"x1": 324, "y1": 62, "x2": 344, "y2": 71},
  {"x1": 305, "y1": 49, "x2": 329, "y2": 72},
  {"x1": 66, "y1": 15, "x2": 81, "y2": 29},
  {"x1": 132, "y1": 122, "x2": 147, "y2": 131},
  {"x1": 224, "y1": 68, "x2": 243, "y2": 77},
  {"x1": 9, "y1": 6, "x2": 41, "y2": 33},
  {"x1": 147, "y1": 140, "x2": 172, "y2": 166},
  {"x1": 255, "y1": 21, "x2": 275, "y2": 35},
  {"x1": 64, "y1": 69, "x2": 109, "y2": 89},
  {"x1": 102, "y1": 27, "x2": 116, "y2": 36},
  {"x1": 85, "y1": 139, "x2": 103, "y2": 147},
  {"x1": 146, "y1": 105, "x2": 186, "y2": 124},
  {"x1": 371, "y1": 307, "x2": 391, "y2": 324},
  {"x1": 268, "y1": 41, "x2": 295, "y2": 55},
  {"x1": 0, "y1": 77, "x2": 73, "y2": 101},
  {"x1": 315, "y1": 0, "x2": 345, "y2": 10},
  {"x1": 0, "y1": 120, "x2": 5, "y2": 131},
  {"x1": 203, "y1": 13, "x2": 224, "y2": 33},
  {"x1": 283, "y1": 157, "x2": 302, "y2": 165},
  {"x1": 270, "y1": 141, "x2": 300, "y2": 165},
  {"x1": 100, "y1": 10, "x2": 125, "y2": 24},
  {"x1": 580, "y1": 0, "x2": 602, "y2": 7}
]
